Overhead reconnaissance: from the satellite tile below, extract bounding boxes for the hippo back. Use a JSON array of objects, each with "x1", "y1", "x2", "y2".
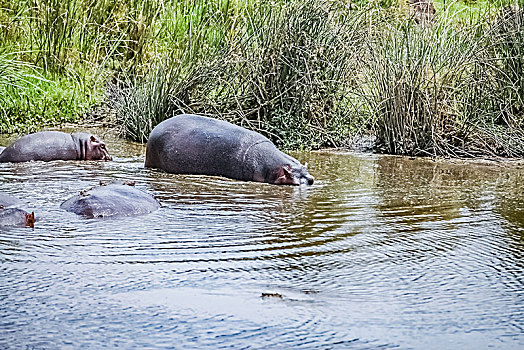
[
  {"x1": 0, "y1": 131, "x2": 77, "y2": 163},
  {"x1": 146, "y1": 114, "x2": 269, "y2": 180},
  {"x1": 0, "y1": 193, "x2": 20, "y2": 208},
  {"x1": 61, "y1": 184, "x2": 160, "y2": 219}
]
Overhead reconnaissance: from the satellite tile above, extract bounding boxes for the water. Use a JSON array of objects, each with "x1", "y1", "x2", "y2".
[{"x1": 1, "y1": 131, "x2": 523, "y2": 349}]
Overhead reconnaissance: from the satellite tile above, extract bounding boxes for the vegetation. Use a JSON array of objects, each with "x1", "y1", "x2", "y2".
[{"x1": 0, "y1": 0, "x2": 523, "y2": 157}]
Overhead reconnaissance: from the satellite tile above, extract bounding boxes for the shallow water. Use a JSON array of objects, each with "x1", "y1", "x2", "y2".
[{"x1": 0, "y1": 131, "x2": 523, "y2": 349}]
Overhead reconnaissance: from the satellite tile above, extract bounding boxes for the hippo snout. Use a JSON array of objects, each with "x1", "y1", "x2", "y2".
[
  {"x1": 301, "y1": 174, "x2": 314, "y2": 185},
  {"x1": 307, "y1": 175, "x2": 314, "y2": 185}
]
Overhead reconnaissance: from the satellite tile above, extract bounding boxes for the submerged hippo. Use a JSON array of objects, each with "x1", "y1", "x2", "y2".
[
  {"x1": 145, "y1": 114, "x2": 314, "y2": 186},
  {"x1": 0, "y1": 193, "x2": 35, "y2": 228},
  {"x1": 61, "y1": 183, "x2": 160, "y2": 219},
  {"x1": 0, "y1": 208, "x2": 35, "y2": 228},
  {"x1": 0, "y1": 193, "x2": 20, "y2": 208},
  {"x1": 0, "y1": 131, "x2": 112, "y2": 163}
]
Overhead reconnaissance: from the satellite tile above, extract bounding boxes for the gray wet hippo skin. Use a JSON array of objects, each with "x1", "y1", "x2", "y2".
[
  {"x1": 0, "y1": 208, "x2": 35, "y2": 228},
  {"x1": 0, "y1": 131, "x2": 112, "y2": 163},
  {"x1": 61, "y1": 183, "x2": 160, "y2": 219},
  {"x1": 145, "y1": 114, "x2": 314, "y2": 185},
  {"x1": 0, "y1": 193, "x2": 35, "y2": 228},
  {"x1": 0, "y1": 193, "x2": 20, "y2": 208}
]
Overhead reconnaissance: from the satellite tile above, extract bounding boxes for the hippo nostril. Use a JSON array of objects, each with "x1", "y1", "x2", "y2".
[{"x1": 300, "y1": 175, "x2": 314, "y2": 186}]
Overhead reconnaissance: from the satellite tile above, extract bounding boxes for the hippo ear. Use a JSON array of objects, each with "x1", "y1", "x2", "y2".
[
  {"x1": 90, "y1": 135, "x2": 98, "y2": 143},
  {"x1": 25, "y1": 212, "x2": 35, "y2": 228}
]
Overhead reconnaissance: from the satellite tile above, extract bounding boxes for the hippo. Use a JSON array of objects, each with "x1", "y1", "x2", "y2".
[
  {"x1": 0, "y1": 131, "x2": 112, "y2": 163},
  {"x1": 61, "y1": 183, "x2": 160, "y2": 219},
  {"x1": 0, "y1": 208, "x2": 35, "y2": 228},
  {"x1": 0, "y1": 193, "x2": 20, "y2": 208},
  {"x1": 0, "y1": 193, "x2": 35, "y2": 228},
  {"x1": 145, "y1": 114, "x2": 314, "y2": 186}
]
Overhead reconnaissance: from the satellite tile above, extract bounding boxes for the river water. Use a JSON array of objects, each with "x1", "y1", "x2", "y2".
[{"x1": 0, "y1": 131, "x2": 523, "y2": 349}]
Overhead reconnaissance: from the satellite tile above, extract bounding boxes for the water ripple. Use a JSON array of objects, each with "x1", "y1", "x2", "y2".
[{"x1": 0, "y1": 148, "x2": 523, "y2": 348}]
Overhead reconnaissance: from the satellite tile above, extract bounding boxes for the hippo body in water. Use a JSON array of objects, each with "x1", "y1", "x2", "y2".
[
  {"x1": 0, "y1": 131, "x2": 111, "y2": 163},
  {"x1": 145, "y1": 114, "x2": 314, "y2": 186},
  {"x1": 0, "y1": 193, "x2": 20, "y2": 208},
  {"x1": 0, "y1": 208, "x2": 35, "y2": 227},
  {"x1": 61, "y1": 183, "x2": 160, "y2": 219},
  {"x1": 0, "y1": 193, "x2": 35, "y2": 228}
]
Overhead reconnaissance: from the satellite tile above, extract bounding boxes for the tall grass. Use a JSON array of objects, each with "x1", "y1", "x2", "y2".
[
  {"x1": 358, "y1": 2, "x2": 524, "y2": 157},
  {"x1": 359, "y1": 10, "x2": 482, "y2": 156},
  {"x1": 0, "y1": 50, "x2": 104, "y2": 133},
  {"x1": 112, "y1": 0, "x2": 365, "y2": 149},
  {"x1": 1, "y1": 0, "x2": 523, "y2": 157}
]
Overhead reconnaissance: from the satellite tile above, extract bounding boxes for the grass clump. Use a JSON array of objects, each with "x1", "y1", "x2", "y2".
[
  {"x1": 358, "y1": 2, "x2": 524, "y2": 157},
  {"x1": 112, "y1": 0, "x2": 364, "y2": 149}
]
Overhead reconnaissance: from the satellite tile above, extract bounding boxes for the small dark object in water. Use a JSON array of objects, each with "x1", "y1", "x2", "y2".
[
  {"x1": 0, "y1": 131, "x2": 112, "y2": 163},
  {"x1": 261, "y1": 292, "x2": 283, "y2": 299},
  {"x1": 302, "y1": 289, "x2": 319, "y2": 295},
  {"x1": 61, "y1": 183, "x2": 160, "y2": 219}
]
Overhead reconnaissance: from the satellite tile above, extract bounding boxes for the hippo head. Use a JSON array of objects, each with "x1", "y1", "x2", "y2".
[
  {"x1": 86, "y1": 135, "x2": 112, "y2": 161},
  {"x1": 274, "y1": 163, "x2": 314, "y2": 186}
]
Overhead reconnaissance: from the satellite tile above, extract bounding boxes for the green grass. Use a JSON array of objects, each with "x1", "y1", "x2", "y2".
[
  {"x1": 110, "y1": 0, "x2": 365, "y2": 149},
  {"x1": 0, "y1": 0, "x2": 523, "y2": 157},
  {"x1": 0, "y1": 50, "x2": 105, "y2": 133}
]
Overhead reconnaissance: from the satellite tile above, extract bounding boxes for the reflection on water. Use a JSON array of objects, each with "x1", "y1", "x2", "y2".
[{"x1": 0, "y1": 133, "x2": 523, "y2": 349}]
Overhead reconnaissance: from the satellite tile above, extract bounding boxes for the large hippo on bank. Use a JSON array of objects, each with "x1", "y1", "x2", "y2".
[
  {"x1": 0, "y1": 131, "x2": 112, "y2": 163},
  {"x1": 145, "y1": 114, "x2": 314, "y2": 186},
  {"x1": 61, "y1": 183, "x2": 160, "y2": 219}
]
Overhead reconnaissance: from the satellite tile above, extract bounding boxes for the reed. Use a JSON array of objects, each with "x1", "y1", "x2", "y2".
[
  {"x1": 112, "y1": 0, "x2": 364, "y2": 149},
  {"x1": 1, "y1": 0, "x2": 523, "y2": 157},
  {"x1": 358, "y1": 2, "x2": 524, "y2": 157}
]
